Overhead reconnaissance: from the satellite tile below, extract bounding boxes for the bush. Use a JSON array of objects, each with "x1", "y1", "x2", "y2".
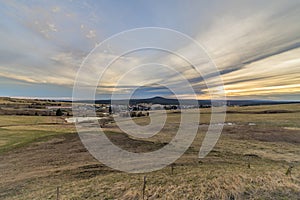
[
  {"x1": 130, "y1": 111, "x2": 136, "y2": 117},
  {"x1": 56, "y1": 108, "x2": 63, "y2": 116}
]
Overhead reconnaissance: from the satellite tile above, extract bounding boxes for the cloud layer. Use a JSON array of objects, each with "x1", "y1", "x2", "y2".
[{"x1": 0, "y1": 0, "x2": 299, "y2": 100}]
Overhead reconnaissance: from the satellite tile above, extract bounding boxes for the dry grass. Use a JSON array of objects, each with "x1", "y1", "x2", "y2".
[
  {"x1": 6, "y1": 164, "x2": 299, "y2": 200},
  {"x1": 0, "y1": 97, "x2": 71, "y2": 105},
  {"x1": 0, "y1": 105, "x2": 299, "y2": 199},
  {"x1": 1, "y1": 132, "x2": 299, "y2": 199}
]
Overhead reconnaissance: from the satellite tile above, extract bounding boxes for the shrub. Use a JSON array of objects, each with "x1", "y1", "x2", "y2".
[{"x1": 56, "y1": 108, "x2": 63, "y2": 116}]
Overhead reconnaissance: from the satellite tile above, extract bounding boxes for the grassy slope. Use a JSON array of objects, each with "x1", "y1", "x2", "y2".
[
  {"x1": 0, "y1": 116, "x2": 75, "y2": 153},
  {"x1": 2, "y1": 133, "x2": 299, "y2": 200},
  {"x1": 0, "y1": 104, "x2": 299, "y2": 199}
]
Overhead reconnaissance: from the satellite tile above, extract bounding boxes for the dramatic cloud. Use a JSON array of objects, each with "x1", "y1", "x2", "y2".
[{"x1": 0, "y1": 0, "x2": 299, "y2": 100}]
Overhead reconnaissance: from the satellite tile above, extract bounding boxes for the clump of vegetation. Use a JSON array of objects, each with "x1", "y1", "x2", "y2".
[
  {"x1": 286, "y1": 164, "x2": 294, "y2": 176},
  {"x1": 56, "y1": 108, "x2": 63, "y2": 116}
]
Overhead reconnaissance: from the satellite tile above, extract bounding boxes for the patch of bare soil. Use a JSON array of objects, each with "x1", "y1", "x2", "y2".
[
  {"x1": 0, "y1": 134, "x2": 91, "y2": 197},
  {"x1": 0, "y1": 124, "x2": 299, "y2": 199},
  {"x1": 223, "y1": 125, "x2": 300, "y2": 143},
  {"x1": 226, "y1": 110, "x2": 299, "y2": 114},
  {"x1": 0, "y1": 131, "x2": 167, "y2": 198},
  {"x1": 105, "y1": 132, "x2": 165, "y2": 153}
]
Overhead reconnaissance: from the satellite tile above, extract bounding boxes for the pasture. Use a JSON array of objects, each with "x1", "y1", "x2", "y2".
[{"x1": 0, "y1": 104, "x2": 299, "y2": 199}]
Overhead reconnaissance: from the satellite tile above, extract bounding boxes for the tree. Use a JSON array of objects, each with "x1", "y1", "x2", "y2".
[
  {"x1": 108, "y1": 105, "x2": 112, "y2": 114},
  {"x1": 56, "y1": 108, "x2": 63, "y2": 116}
]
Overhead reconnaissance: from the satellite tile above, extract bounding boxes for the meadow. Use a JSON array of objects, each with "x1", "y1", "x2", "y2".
[{"x1": 0, "y1": 104, "x2": 299, "y2": 199}]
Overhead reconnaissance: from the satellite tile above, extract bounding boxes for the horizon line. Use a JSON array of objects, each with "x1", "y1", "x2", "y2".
[{"x1": 2, "y1": 96, "x2": 300, "y2": 102}]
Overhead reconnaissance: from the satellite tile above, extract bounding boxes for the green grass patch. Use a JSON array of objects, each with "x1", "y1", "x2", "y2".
[
  {"x1": 0, "y1": 126, "x2": 75, "y2": 154},
  {"x1": 0, "y1": 115, "x2": 58, "y2": 126}
]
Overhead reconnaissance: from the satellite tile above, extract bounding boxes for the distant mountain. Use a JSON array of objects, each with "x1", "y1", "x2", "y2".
[
  {"x1": 130, "y1": 96, "x2": 180, "y2": 105},
  {"x1": 88, "y1": 96, "x2": 300, "y2": 106},
  {"x1": 93, "y1": 96, "x2": 203, "y2": 105},
  {"x1": 93, "y1": 96, "x2": 179, "y2": 105},
  {"x1": 224, "y1": 100, "x2": 300, "y2": 106}
]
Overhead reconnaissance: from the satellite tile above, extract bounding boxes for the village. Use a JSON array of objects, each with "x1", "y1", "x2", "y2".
[{"x1": 0, "y1": 97, "x2": 206, "y2": 118}]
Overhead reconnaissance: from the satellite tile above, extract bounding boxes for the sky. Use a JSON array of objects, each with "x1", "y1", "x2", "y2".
[{"x1": 0, "y1": 0, "x2": 300, "y2": 100}]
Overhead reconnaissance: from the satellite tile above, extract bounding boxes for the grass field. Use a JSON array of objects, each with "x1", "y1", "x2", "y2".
[
  {"x1": 0, "y1": 104, "x2": 299, "y2": 199},
  {"x1": 0, "y1": 116, "x2": 75, "y2": 153}
]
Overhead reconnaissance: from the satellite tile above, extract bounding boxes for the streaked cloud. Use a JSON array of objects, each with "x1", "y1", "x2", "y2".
[{"x1": 0, "y1": 0, "x2": 299, "y2": 100}]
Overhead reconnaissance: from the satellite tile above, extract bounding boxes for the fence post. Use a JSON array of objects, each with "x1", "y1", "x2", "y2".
[
  {"x1": 171, "y1": 163, "x2": 175, "y2": 175},
  {"x1": 142, "y1": 176, "x2": 147, "y2": 200},
  {"x1": 56, "y1": 186, "x2": 60, "y2": 200}
]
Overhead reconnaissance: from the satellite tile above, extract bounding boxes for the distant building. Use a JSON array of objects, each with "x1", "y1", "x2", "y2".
[{"x1": 151, "y1": 104, "x2": 164, "y2": 110}]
